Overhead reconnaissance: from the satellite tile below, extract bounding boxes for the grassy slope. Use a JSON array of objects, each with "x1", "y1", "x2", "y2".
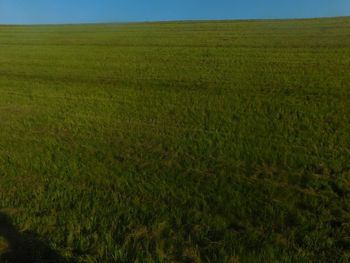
[{"x1": 0, "y1": 17, "x2": 350, "y2": 262}]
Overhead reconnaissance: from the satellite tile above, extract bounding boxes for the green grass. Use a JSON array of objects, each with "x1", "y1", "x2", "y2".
[{"x1": 0, "y1": 17, "x2": 350, "y2": 262}]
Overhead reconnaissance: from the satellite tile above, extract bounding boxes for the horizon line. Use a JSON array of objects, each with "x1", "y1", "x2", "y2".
[{"x1": 0, "y1": 15, "x2": 349, "y2": 26}]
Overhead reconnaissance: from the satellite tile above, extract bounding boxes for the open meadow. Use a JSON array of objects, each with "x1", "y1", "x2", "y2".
[{"x1": 0, "y1": 17, "x2": 350, "y2": 262}]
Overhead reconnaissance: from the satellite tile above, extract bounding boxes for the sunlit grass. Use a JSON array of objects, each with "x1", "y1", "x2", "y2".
[{"x1": 0, "y1": 17, "x2": 350, "y2": 262}]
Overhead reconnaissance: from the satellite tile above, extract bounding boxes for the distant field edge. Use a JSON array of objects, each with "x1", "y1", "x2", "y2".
[{"x1": 0, "y1": 15, "x2": 349, "y2": 27}]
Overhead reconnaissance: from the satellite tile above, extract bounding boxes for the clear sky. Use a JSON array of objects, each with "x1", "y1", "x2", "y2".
[{"x1": 0, "y1": 0, "x2": 350, "y2": 24}]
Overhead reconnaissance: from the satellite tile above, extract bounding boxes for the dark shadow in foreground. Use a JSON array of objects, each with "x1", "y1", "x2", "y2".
[{"x1": 0, "y1": 212, "x2": 68, "y2": 263}]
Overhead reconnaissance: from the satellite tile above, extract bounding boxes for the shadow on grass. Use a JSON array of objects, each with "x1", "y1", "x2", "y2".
[{"x1": 0, "y1": 212, "x2": 67, "y2": 263}]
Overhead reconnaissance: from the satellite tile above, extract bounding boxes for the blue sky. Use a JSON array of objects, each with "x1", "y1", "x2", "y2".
[{"x1": 0, "y1": 0, "x2": 349, "y2": 24}]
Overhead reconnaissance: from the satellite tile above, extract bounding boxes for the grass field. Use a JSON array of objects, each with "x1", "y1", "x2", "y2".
[{"x1": 0, "y1": 17, "x2": 350, "y2": 262}]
